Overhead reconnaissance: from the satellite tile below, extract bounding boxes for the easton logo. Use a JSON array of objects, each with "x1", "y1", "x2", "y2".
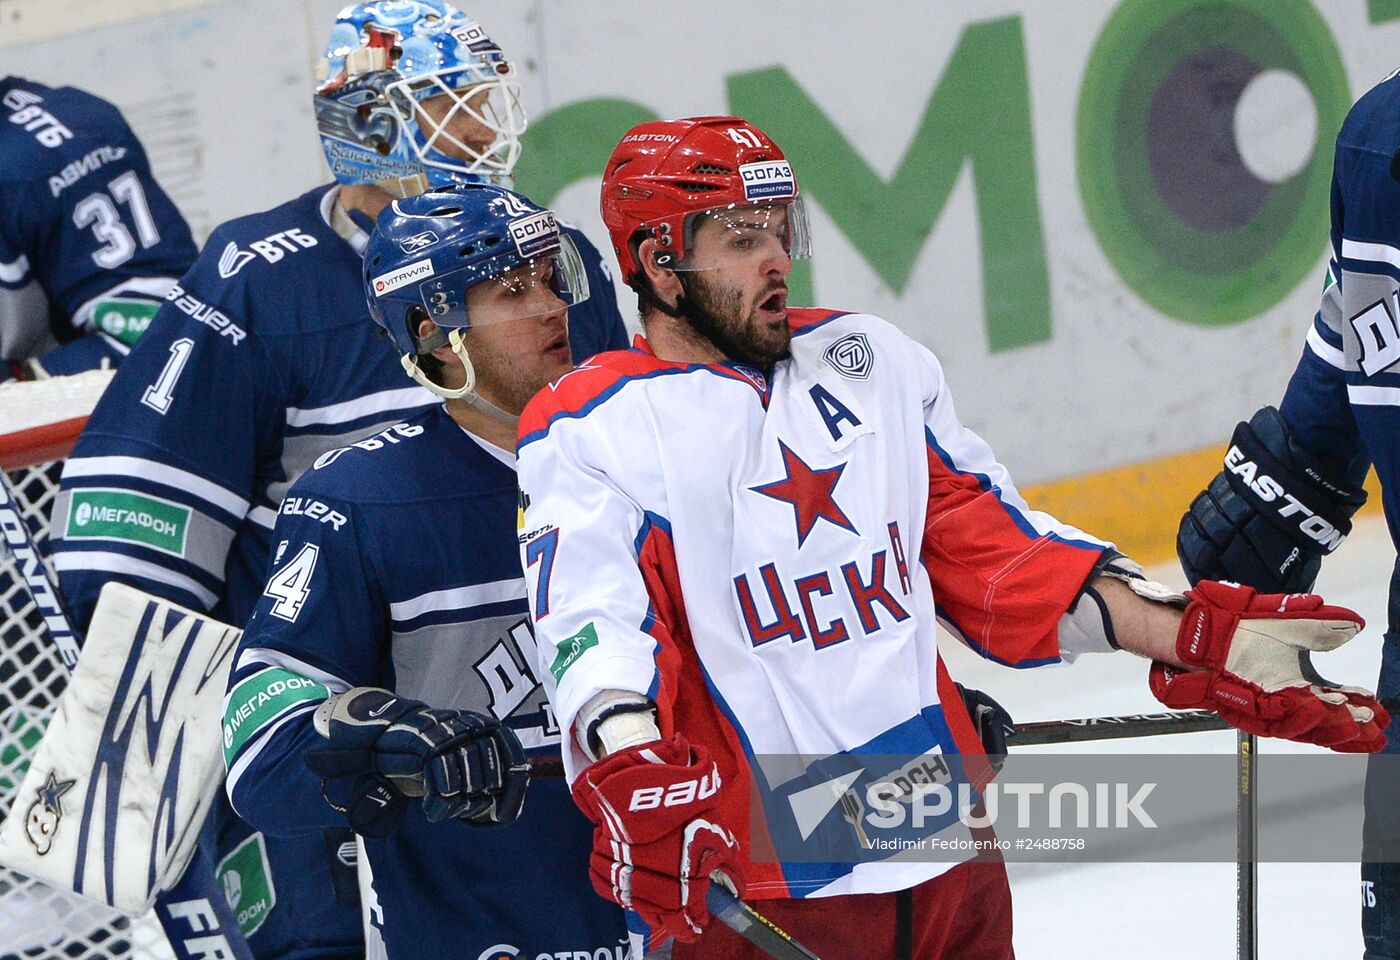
[
  {"x1": 823, "y1": 333, "x2": 873, "y2": 380},
  {"x1": 1224, "y1": 446, "x2": 1346, "y2": 552},
  {"x1": 24, "y1": 772, "x2": 76, "y2": 855},
  {"x1": 398, "y1": 231, "x2": 439, "y2": 254}
]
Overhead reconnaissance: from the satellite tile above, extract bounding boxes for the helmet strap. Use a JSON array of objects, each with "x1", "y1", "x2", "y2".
[
  {"x1": 400, "y1": 329, "x2": 519, "y2": 426},
  {"x1": 633, "y1": 277, "x2": 686, "y2": 320}
]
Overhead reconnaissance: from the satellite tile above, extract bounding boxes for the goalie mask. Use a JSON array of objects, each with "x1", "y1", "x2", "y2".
[
  {"x1": 315, "y1": 1, "x2": 526, "y2": 192},
  {"x1": 600, "y1": 116, "x2": 812, "y2": 289},
  {"x1": 363, "y1": 183, "x2": 589, "y2": 400}
]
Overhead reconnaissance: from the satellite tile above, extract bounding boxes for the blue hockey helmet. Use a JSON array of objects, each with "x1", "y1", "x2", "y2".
[
  {"x1": 315, "y1": 1, "x2": 525, "y2": 192},
  {"x1": 363, "y1": 183, "x2": 590, "y2": 398}
]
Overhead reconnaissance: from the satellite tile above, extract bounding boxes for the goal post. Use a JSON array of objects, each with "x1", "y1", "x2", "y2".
[{"x1": 0, "y1": 370, "x2": 174, "y2": 960}]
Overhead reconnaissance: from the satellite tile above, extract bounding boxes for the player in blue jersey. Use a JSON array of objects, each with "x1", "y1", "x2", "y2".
[
  {"x1": 1178, "y1": 68, "x2": 1400, "y2": 959},
  {"x1": 223, "y1": 183, "x2": 628, "y2": 960},
  {"x1": 0, "y1": 77, "x2": 196, "y2": 377},
  {"x1": 50, "y1": 4, "x2": 626, "y2": 958}
]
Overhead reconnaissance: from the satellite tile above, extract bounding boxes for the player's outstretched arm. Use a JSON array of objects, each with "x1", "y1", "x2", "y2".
[{"x1": 1095, "y1": 575, "x2": 1388, "y2": 752}]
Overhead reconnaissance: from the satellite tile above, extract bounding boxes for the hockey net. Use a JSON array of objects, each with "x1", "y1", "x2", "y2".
[{"x1": 0, "y1": 371, "x2": 174, "y2": 960}]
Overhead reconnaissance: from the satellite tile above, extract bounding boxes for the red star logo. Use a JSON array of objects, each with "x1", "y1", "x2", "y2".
[{"x1": 751, "y1": 441, "x2": 857, "y2": 547}]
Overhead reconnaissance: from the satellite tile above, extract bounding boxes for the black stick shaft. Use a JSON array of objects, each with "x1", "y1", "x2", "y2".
[
  {"x1": 1237, "y1": 731, "x2": 1258, "y2": 960},
  {"x1": 1008, "y1": 708, "x2": 1228, "y2": 745},
  {"x1": 526, "y1": 709, "x2": 1231, "y2": 778}
]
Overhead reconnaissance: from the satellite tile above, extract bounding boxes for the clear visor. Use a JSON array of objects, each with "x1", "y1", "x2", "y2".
[
  {"x1": 418, "y1": 235, "x2": 589, "y2": 345},
  {"x1": 386, "y1": 72, "x2": 527, "y2": 180},
  {"x1": 658, "y1": 197, "x2": 812, "y2": 272}
]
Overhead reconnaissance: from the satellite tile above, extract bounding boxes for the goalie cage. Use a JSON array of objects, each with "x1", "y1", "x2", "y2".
[{"x1": 0, "y1": 370, "x2": 175, "y2": 960}]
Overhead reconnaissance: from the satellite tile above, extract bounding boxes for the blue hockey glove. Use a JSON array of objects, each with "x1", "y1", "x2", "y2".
[
  {"x1": 1178, "y1": 406, "x2": 1365, "y2": 593},
  {"x1": 305, "y1": 687, "x2": 530, "y2": 829}
]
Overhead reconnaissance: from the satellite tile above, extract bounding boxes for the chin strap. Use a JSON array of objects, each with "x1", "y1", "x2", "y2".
[{"x1": 401, "y1": 329, "x2": 518, "y2": 425}]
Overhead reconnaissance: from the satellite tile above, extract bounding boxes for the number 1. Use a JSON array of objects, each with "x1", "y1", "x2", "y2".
[{"x1": 142, "y1": 338, "x2": 194, "y2": 414}]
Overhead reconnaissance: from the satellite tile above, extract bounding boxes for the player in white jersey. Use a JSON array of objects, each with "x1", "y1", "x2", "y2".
[{"x1": 514, "y1": 117, "x2": 1391, "y2": 959}]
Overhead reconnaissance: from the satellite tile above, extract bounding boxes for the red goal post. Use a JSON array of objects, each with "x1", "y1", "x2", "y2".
[{"x1": 0, "y1": 369, "x2": 173, "y2": 960}]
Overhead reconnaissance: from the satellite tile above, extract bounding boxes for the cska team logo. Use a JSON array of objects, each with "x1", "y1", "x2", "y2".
[
  {"x1": 823, "y1": 333, "x2": 873, "y2": 380},
  {"x1": 24, "y1": 772, "x2": 76, "y2": 855}
]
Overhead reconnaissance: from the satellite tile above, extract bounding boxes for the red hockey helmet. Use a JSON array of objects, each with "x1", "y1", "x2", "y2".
[{"x1": 599, "y1": 116, "x2": 811, "y2": 287}]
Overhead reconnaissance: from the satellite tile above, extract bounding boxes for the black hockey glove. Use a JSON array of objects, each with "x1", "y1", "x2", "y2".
[
  {"x1": 956, "y1": 683, "x2": 1015, "y2": 770},
  {"x1": 1178, "y1": 406, "x2": 1365, "y2": 593},
  {"x1": 305, "y1": 687, "x2": 530, "y2": 831}
]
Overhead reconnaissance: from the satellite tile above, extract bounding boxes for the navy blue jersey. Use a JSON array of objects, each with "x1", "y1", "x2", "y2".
[
  {"x1": 1278, "y1": 67, "x2": 1400, "y2": 619},
  {"x1": 50, "y1": 182, "x2": 626, "y2": 959},
  {"x1": 1275, "y1": 69, "x2": 1400, "y2": 957},
  {"x1": 223, "y1": 405, "x2": 627, "y2": 960},
  {"x1": 0, "y1": 77, "x2": 195, "y2": 371},
  {"x1": 53, "y1": 183, "x2": 625, "y2": 634}
]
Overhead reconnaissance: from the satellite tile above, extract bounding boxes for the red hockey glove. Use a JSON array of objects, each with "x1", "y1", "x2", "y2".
[
  {"x1": 1149, "y1": 580, "x2": 1389, "y2": 752},
  {"x1": 571, "y1": 734, "x2": 741, "y2": 942}
]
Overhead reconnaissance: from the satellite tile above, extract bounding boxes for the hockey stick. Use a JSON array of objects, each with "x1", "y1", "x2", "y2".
[
  {"x1": 0, "y1": 476, "x2": 81, "y2": 670},
  {"x1": 0, "y1": 470, "x2": 255, "y2": 960},
  {"x1": 708, "y1": 882, "x2": 824, "y2": 960},
  {"x1": 523, "y1": 708, "x2": 1232, "y2": 780},
  {"x1": 1008, "y1": 707, "x2": 1229, "y2": 746},
  {"x1": 1237, "y1": 731, "x2": 1257, "y2": 960}
]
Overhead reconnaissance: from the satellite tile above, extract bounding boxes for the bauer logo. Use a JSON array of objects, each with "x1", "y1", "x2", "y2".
[
  {"x1": 508, "y1": 210, "x2": 559, "y2": 259},
  {"x1": 398, "y1": 230, "x2": 439, "y2": 254},
  {"x1": 65, "y1": 489, "x2": 190, "y2": 556},
  {"x1": 739, "y1": 161, "x2": 796, "y2": 201},
  {"x1": 372, "y1": 259, "x2": 435, "y2": 296}
]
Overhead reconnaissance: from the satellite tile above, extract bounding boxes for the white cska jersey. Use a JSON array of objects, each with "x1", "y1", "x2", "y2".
[{"x1": 517, "y1": 308, "x2": 1113, "y2": 902}]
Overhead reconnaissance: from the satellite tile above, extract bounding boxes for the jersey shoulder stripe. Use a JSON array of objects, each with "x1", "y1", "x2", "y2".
[
  {"x1": 518, "y1": 346, "x2": 689, "y2": 448},
  {"x1": 786, "y1": 307, "x2": 851, "y2": 336},
  {"x1": 520, "y1": 311, "x2": 851, "y2": 448}
]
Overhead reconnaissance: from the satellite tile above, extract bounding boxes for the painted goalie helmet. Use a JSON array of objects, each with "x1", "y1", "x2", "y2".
[
  {"x1": 363, "y1": 183, "x2": 589, "y2": 399},
  {"x1": 599, "y1": 115, "x2": 812, "y2": 290},
  {"x1": 315, "y1": 1, "x2": 526, "y2": 191}
]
